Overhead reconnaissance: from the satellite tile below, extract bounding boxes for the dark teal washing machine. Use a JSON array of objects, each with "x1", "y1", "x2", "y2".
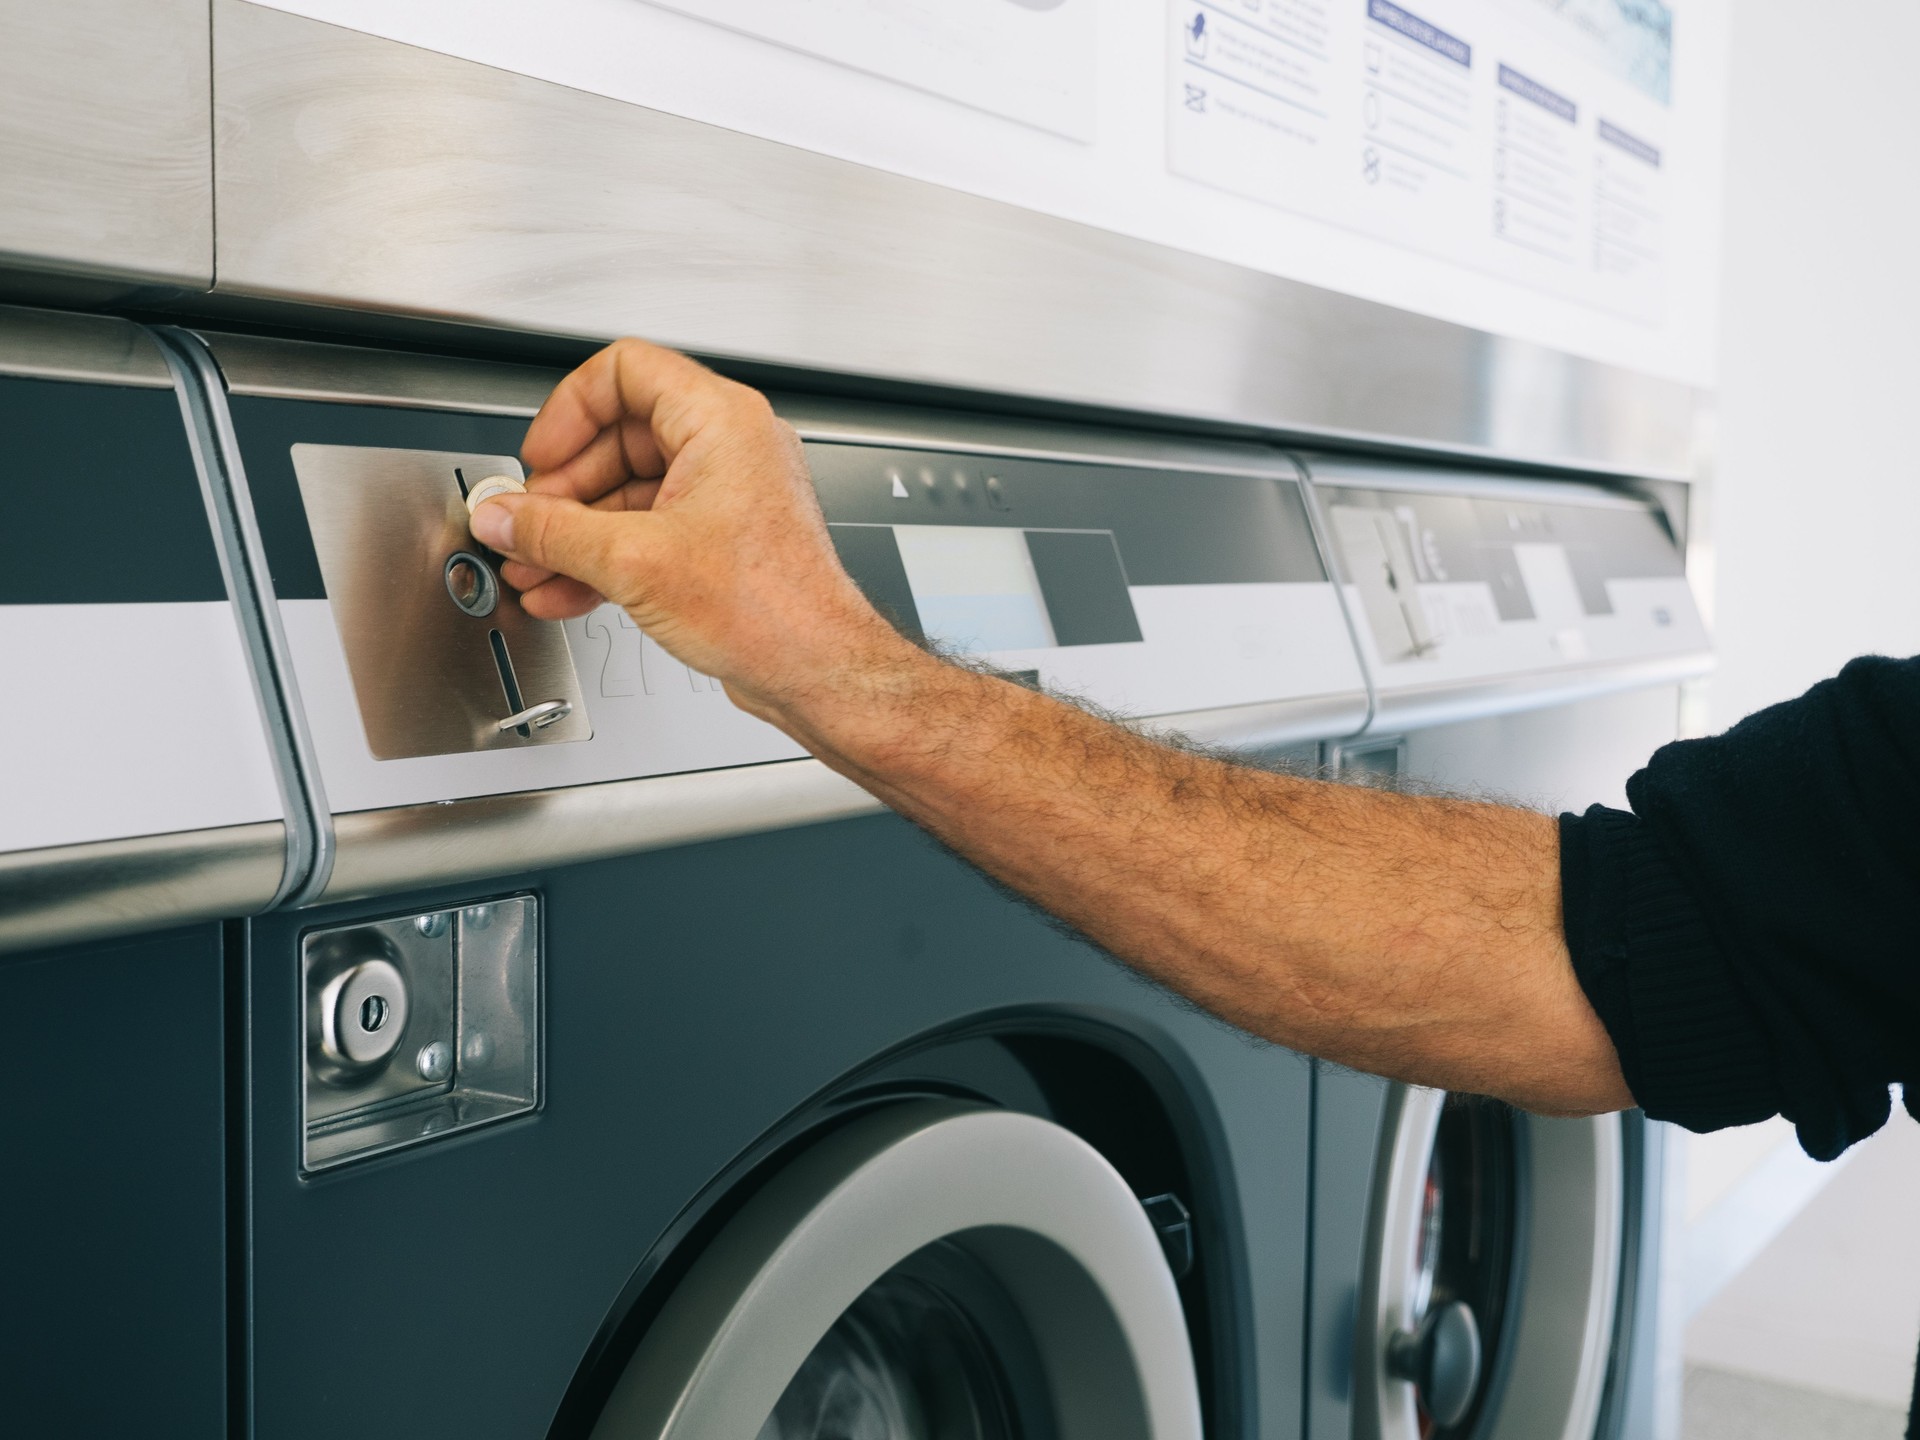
[
  {"x1": 3, "y1": 308, "x2": 1695, "y2": 1440},
  {"x1": 181, "y1": 327, "x2": 1372, "y2": 1440}
]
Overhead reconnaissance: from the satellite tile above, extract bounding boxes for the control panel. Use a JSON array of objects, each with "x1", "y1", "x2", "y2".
[
  {"x1": 1308, "y1": 459, "x2": 1709, "y2": 704},
  {"x1": 226, "y1": 382, "x2": 1369, "y2": 818},
  {"x1": 809, "y1": 443, "x2": 1365, "y2": 722}
]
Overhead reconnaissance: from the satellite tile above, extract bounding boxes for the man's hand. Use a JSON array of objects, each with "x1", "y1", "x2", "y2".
[
  {"x1": 468, "y1": 338, "x2": 918, "y2": 728},
  {"x1": 472, "y1": 339, "x2": 1634, "y2": 1118}
]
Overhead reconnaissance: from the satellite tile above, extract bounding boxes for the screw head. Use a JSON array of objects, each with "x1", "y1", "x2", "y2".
[
  {"x1": 415, "y1": 1040, "x2": 453, "y2": 1083},
  {"x1": 414, "y1": 912, "x2": 451, "y2": 939}
]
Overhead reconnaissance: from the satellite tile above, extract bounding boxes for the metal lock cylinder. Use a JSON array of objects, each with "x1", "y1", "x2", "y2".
[{"x1": 307, "y1": 931, "x2": 412, "y2": 1085}]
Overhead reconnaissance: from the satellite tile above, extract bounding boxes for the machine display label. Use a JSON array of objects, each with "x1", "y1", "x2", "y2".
[{"x1": 834, "y1": 522, "x2": 1146, "y2": 655}]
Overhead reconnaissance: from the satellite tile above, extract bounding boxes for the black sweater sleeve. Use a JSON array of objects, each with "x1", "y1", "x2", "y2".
[{"x1": 1560, "y1": 655, "x2": 1920, "y2": 1161}]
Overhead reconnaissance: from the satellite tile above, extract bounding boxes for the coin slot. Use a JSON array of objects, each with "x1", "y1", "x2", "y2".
[
  {"x1": 490, "y1": 628, "x2": 532, "y2": 737},
  {"x1": 360, "y1": 994, "x2": 389, "y2": 1033},
  {"x1": 445, "y1": 552, "x2": 500, "y2": 618}
]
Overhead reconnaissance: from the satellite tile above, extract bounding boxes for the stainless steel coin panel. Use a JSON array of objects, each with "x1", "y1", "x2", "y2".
[{"x1": 290, "y1": 444, "x2": 591, "y2": 758}]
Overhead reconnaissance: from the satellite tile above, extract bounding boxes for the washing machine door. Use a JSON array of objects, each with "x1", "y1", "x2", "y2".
[
  {"x1": 1354, "y1": 1087, "x2": 1622, "y2": 1440},
  {"x1": 589, "y1": 1102, "x2": 1203, "y2": 1440}
]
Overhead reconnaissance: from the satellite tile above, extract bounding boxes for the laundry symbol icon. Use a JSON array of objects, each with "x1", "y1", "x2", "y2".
[
  {"x1": 1184, "y1": 83, "x2": 1208, "y2": 113},
  {"x1": 1185, "y1": 12, "x2": 1209, "y2": 58}
]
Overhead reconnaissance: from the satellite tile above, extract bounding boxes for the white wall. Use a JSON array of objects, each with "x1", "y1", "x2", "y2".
[
  {"x1": 1673, "y1": 4, "x2": 1920, "y2": 1421},
  {"x1": 1711, "y1": 0, "x2": 1920, "y2": 729}
]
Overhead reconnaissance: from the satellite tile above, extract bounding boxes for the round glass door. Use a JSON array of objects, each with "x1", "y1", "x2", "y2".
[
  {"x1": 758, "y1": 1247, "x2": 1037, "y2": 1440},
  {"x1": 1403, "y1": 1099, "x2": 1520, "y2": 1438},
  {"x1": 589, "y1": 1103, "x2": 1202, "y2": 1440},
  {"x1": 1356, "y1": 1087, "x2": 1624, "y2": 1440}
]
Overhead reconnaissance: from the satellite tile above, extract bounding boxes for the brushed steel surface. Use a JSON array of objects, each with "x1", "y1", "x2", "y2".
[
  {"x1": 0, "y1": 0, "x2": 211, "y2": 289},
  {"x1": 778, "y1": 395, "x2": 1318, "y2": 480},
  {"x1": 0, "y1": 304, "x2": 174, "y2": 387},
  {"x1": 291, "y1": 445, "x2": 592, "y2": 758},
  {"x1": 591, "y1": 1103, "x2": 1201, "y2": 1439},
  {"x1": 314, "y1": 692, "x2": 1368, "y2": 907},
  {"x1": 0, "y1": 822, "x2": 286, "y2": 955},
  {"x1": 1293, "y1": 452, "x2": 1673, "y2": 509},
  {"x1": 195, "y1": 329, "x2": 1321, "y2": 479},
  {"x1": 200, "y1": 330, "x2": 565, "y2": 415},
  {"x1": 320, "y1": 759, "x2": 881, "y2": 904},
  {"x1": 301, "y1": 896, "x2": 540, "y2": 1170},
  {"x1": 155, "y1": 326, "x2": 333, "y2": 906},
  {"x1": 1364, "y1": 656, "x2": 1711, "y2": 737},
  {"x1": 211, "y1": 0, "x2": 1701, "y2": 479}
]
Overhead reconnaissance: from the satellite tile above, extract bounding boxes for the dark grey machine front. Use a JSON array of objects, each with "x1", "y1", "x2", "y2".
[
  {"x1": 188, "y1": 341, "x2": 1367, "y2": 1440},
  {"x1": 0, "y1": 311, "x2": 291, "y2": 1436},
  {"x1": 242, "y1": 827, "x2": 1315, "y2": 1438},
  {"x1": 1, "y1": 310, "x2": 1690, "y2": 1440}
]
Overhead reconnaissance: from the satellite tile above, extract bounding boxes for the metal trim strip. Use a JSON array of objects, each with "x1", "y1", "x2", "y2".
[
  {"x1": 198, "y1": 330, "x2": 564, "y2": 415},
  {"x1": 1296, "y1": 452, "x2": 1668, "y2": 510},
  {"x1": 190, "y1": 334, "x2": 1315, "y2": 480},
  {"x1": 1290, "y1": 452, "x2": 1383, "y2": 737},
  {"x1": 320, "y1": 759, "x2": 882, "y2": 904},
  {"x1": 1364, "y1": 654, "x2": 1714, "y2": 736},
  {"x1": 211, "y1": 0, "x2": 1703, "y2": 479},
  {"x1": 0, "y1": 822, "x2": 286, "y2": 955},
  {"x1": 317, "y1": 691, "x2": 1370, "y2": 905},
  {"x1": 152, "y1": 325, "x2": 336, "y2": 907},
  {"x1": 779, "y1": 397, "x2": 1310, "y2": 480},
  {"x1": 0, "y1": 303, "x2": 174, "y2": 387}
]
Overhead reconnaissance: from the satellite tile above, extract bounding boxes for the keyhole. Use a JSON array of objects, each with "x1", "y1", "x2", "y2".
[{"x1": 360, "y1": 994, "x2": 390, "y2": 1033}]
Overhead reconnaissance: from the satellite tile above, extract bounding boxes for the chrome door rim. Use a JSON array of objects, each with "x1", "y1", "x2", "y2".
[
  {"x1": 1355, "y1": 1087, "x2": 1624, "y2": 1440},
  {"x1": 588, "y1": 1101, "x2": 1204, "y2": 1440}
]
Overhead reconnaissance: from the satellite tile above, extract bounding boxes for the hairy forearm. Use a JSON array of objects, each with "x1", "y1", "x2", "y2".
[
  {"x1": 476, "y1": 339, "x2": 1629, "y2": 1116},
  {"x1": 775, "y1": 640, "x2": 1631, "y2": 1116}
]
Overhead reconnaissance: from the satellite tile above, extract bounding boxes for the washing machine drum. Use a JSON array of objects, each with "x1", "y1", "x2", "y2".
[{"x1": 589, "y1": 1103, "x2": 1204, "y2": 1440}]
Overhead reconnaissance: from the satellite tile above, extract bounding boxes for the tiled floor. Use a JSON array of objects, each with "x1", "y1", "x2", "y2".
[{"x1": 1683, "y1": 1366, "x2": 1905, "y2": 1440}]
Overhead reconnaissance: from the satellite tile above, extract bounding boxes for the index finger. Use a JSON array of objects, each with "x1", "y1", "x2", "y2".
[{"x1": 520, "y1": 338, "x2": 741, "y2": 495}]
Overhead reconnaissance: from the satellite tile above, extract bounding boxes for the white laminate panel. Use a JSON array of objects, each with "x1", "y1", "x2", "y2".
[{"x1": 0, "y1": 604, "x2": 285, "y2": 853}]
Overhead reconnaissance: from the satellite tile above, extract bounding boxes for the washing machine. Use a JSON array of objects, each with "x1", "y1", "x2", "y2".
[
  {"x1": 1299, "y1": 456, "x2": 1710, "y2": 1440},
  {"x1": 163, "y1": 326, "x2": 1389, "y2": 1439},
  {"x1": 1, "y1": 305, "x2": 1702, "y2": 1439},
  {"x1": 0, "y1": 305, "x2": 295, "y2": 1434}
]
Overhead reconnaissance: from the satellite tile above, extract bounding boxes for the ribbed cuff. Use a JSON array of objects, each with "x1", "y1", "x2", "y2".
[{"x1": 1560, "y1": 806, "x2": 1779, "y2": 1133}]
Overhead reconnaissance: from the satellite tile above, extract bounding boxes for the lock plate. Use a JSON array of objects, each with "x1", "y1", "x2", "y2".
[
  {"x1": 291, "y1": 444, "x2": 592, "y2": 759},
  {"x1": 301, "y1": 896, "x2": 541, "y2": 1171}
]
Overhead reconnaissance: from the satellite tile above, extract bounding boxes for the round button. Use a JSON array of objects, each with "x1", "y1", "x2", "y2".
[{"x1": 323, "y1": 958, "x2": 411, "y2": 1069}]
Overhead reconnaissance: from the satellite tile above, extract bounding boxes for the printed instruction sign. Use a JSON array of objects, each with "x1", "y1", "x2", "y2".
[
  {"x1": 1168, "y1": 0, "x2": 1673, "y2": 320},
  {"x1": 645, "y1": 0, "x2": 1098, "y2": 140}
]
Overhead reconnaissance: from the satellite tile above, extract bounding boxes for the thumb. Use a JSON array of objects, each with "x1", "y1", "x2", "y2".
[{"x1": 470, "y1": 492, "x2": 647, "y2": 601}]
